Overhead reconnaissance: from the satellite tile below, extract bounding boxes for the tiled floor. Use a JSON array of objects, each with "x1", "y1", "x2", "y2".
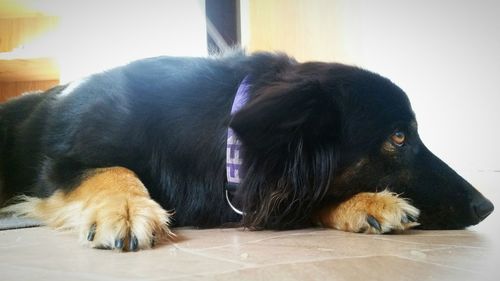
[{"x1": 1, "y1": 171, "x2": 498, "y2": 281}]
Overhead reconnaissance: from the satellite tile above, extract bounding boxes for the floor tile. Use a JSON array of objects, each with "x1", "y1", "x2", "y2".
[{"x1": 168, "y1": 256, "x2": 486, "y2": 281}]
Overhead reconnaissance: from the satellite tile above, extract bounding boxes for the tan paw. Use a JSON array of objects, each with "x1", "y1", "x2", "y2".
[
  {"x1": 80, "y1": 195, "x2": 172, "y2": 251},
  {"x1": 1, "y1": 167, "x2": 173, "y2": 251},
  {"x1": 317, "y1": 190, "x2": 420, "y2": 234}
]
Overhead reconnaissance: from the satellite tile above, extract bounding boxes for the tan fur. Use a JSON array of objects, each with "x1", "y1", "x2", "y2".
[
  {"x1": 316, "y1": 190, "x2": 420, "y2": 234},
  {"x1": 1, "y1": 167, "x2": 172, "y2": 251},
  {"x1": 382, "y1": 141, "x2": 397, "y2": 153}
]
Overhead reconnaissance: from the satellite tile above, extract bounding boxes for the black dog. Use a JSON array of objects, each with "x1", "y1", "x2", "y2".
[{"x1": 0, "y1": 52, "x2": 494, "y2": 251}]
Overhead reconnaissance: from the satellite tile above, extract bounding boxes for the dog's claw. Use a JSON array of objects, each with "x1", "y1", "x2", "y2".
[
  {"x1": 367, "y1": 215, "x2": 382, "y2": 231},
  {"x1": 129, "y1": 235, "x2": 139, "y2": 251},
  {"x1": 87, "y1": 224, "x2": 97, "y2": 241},
  {"x1": 151, "y1": 233, "x2": 156, "y2": 248},
  {"x1": 115, "y1": 238, "x2": 124, "y2": 250},
  {"x1": 401, "y1": 215, "x2": 409, "y2": 224},
  {"x1": 407, "y1": 213, "x2": 418, "y2": 223}
]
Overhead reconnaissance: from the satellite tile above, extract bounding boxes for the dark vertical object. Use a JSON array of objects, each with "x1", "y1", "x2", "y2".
[{"x1": 205, "y1": 0, "x2": 239, "y2": 54}]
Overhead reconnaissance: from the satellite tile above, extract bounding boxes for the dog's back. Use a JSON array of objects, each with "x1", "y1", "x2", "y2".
[{"x1": 0, "y1": 91, "x2": 52, "y2": 204}]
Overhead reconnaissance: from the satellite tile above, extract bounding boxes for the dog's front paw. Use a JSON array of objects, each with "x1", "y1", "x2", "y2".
[
  {"x1": 1, "y1": 167, "x2": 173, "y2": 251},
  {"x1": 80, "y1": 195, "x2": 172, "y2": 251},
  {"x1": 317, "y1": 190, "x2": 420, "y2": 234}
]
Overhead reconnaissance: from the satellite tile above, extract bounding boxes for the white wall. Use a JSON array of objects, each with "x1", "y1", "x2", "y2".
[
  {"x1": 334, "y1": 0, "x2": 500, "y2": 173},
  {"x1": 244, "y1": 0, "x2": 500, "y2": 172}
]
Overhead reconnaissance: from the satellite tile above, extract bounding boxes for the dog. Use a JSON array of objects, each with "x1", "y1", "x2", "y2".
[{"x1": 0, "y1": 52, "x2": 494, "y2": 251}]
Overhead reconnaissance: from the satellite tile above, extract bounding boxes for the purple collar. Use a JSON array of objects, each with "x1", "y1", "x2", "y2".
[{"x1": 225, "y1": 76, "x2": 250, "y2": 215}]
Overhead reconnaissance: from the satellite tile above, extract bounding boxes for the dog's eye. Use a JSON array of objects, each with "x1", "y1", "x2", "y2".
[{"x1": 391, "y1": 131, "x2": 406, "y2": 146}]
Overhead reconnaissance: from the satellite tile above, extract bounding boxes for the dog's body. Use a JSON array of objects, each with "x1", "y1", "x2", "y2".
[{"x1": 0, "y1": 52, "x2": 494, "y2": 251}]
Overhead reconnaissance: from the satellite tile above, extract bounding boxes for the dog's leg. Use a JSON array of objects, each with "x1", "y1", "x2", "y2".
[
  {"x1": 2, "y1": 167, "x2": 172, "y2": 251},
  {"x1": 316, "y1": 190, "x2": 420, "y2": 234}
]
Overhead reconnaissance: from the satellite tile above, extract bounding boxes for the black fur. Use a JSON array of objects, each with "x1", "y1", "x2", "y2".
[{"x1": 0, "y1": 52, "x2": 493, "y2": 229}]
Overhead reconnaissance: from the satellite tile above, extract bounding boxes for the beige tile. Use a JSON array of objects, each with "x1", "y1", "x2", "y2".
[
  {"x1": 372, "y1": 230, "x2": 496, "y2": 248},
  {"x1": 172, "y1": 227, "x2": 332, "y2": 251},
  {"x1": 397, "y1": 246, "x2": 499, "y2": 274},
  {"x1": 0, "y1": 264, "x2": 113, "y2": 281},
  {"x1": 191, "y1": 229, "x2": 463, "y2": 267},
  {"x1": 0, "y1": 228, "x2": 246, "y2": 281},
  {"x1": 169, "y1": 256, "x2": 485, "y2": 281}
]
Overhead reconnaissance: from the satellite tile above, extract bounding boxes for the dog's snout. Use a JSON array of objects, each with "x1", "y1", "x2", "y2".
[{"x1": 471, "y1": 196, "x2": 494, "y2": 222}]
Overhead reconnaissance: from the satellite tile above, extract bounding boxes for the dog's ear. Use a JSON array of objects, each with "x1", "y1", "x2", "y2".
[
  {"x1": 230, "y1": 79, "x2": 339, "y2": 150},
  {"x1": 229, "y1": 78, "x2": 341, "y2": 229}
]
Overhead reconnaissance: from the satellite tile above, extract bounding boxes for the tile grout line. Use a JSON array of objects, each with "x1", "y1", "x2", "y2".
[
  {"x1": 171, "y1": 243, "x2": 256, "y2": 267},
  {"x1": 163, "y1": 252, "x2": 486, "y2": 281},
  {"x1": 393, "y1": 254, "x2": 483, "y2": 275},
  {"x1": 371, "y1": 236, "x2": 489, "y2": 249},
  {"x1": 174, "y1": 230, "x2": 338, "y2": 252},
  {"x1": 155, "y1": 254, "x2": 390, "y2": 281}
]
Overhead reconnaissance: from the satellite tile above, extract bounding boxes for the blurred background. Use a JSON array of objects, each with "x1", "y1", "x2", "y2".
[{"x1": 0, "y1": 0, "x2": 499, "y2": 181}]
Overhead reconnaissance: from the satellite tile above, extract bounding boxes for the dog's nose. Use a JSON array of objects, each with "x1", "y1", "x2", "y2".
[{"x1": 471, "y1": 196, "x2": 494, "y2": 222}]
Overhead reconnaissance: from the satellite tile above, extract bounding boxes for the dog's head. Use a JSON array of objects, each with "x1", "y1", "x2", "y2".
[{"x1": 231, "y1": 54, "x2": 494, "y2": 230}]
